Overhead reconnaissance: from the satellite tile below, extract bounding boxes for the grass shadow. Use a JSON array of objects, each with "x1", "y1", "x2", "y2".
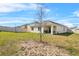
[{"x1": 56, "y1": 32, "x2": 74, "y2": 36}]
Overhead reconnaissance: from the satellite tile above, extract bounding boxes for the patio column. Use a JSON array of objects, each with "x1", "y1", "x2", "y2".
[
  {"x1": 51, "y1": 26, "x2": 53, "y2": 34},
  {"x1": 41, "y1": 27, "x2": 44, "y2": 33}
]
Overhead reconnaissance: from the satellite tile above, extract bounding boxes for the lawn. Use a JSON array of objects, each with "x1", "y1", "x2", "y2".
[{"x1": 0, "y1": 32, "x2": 79, "y2": 56}]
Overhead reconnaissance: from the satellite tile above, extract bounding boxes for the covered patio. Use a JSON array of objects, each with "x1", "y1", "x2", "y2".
[{"x1": 41, "y1": 25, "x2": 57, "y2": 34}]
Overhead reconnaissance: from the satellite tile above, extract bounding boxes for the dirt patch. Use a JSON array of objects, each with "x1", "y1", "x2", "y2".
[{"x1": 16, "y1": 40, "x2": 69, "y2": 56}]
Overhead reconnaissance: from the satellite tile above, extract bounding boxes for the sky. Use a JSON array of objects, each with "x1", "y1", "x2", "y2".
[{"x1": 0, "y1": 3, "x2": 79, "y2": 27}]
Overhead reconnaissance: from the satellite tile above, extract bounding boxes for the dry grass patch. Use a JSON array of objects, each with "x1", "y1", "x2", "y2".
[{"x1": 16, "y1": 40, "x2": 69, "y2": 56}]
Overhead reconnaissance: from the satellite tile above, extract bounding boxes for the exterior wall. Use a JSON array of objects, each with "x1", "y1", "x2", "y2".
[
  {"x1": 20, "y1": 26, "x2": 27, "y2": 32},
  {"x1": 26, "y1": 26, "x2": 32, "y2": 32},
  {"x1": 20, "y1": 25, "x2": 32, "y2": 32},
  {"x1": 20, "y1": 25, "x2": 40, "y2": 33},
  {"x1": 55, "y1": 25, "x2": 69, "y2": 33},
  {"x1": 30, "y1": 27, "x2": 40, "y2": 33}
]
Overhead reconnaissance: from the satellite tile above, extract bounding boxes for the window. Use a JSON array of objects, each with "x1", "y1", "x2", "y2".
[
  {"x1": 31, "y1": 27, "x2": 34, "y2": 30},
  {"x1": 53, "y1": 26, "x2": 56, "y2": 30},
  {"x1": 25, "y1": 25, "x2": 27, "y2": 28},
  {"x1": 38, "y1": 27, "x2": 41, "y2": 31},
  {"x1": 53, "y1": 26, "x2": 57, "y2": 34}
]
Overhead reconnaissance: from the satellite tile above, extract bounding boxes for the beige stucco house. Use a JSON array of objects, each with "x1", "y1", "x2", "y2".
[{"x1": 20, "y1": 20, "x2": 72, "y2": 34}]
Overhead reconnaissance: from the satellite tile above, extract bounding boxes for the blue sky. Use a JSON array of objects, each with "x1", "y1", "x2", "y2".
[{"x1": 0, "y1": 3, "x2": 79, "y2": 27}]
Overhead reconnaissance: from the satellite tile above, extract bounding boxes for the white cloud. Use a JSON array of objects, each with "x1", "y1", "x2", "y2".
[
  {"x1": 44, "y1": 8, "x2": 50, "y2": 12},
  {"x1": 56, "y1": 19, "x2": 74, "y2": 27},
  {"x1": 0, "y1": 3, "x2": 50, "y2": 13},
  {"x1": 0, "y1": 17, "x2": 34, "y2": 24},
  {"x1": 63, "y1": 22, "x2": 74, "y2": 27},
  {"x1": 0, "y1": 3, "x2": 26, "y2": 13},
  {"x1": 0, "y1": 3, "x2": 37, "y2": 13},
  {"x1": 0, "y1": 17, "x2": 37, "y2": 27},
  {"x1": 73, "y1": 10, "x2": 79, "y2": 17},
  {"x1": 0, "y1": 3, "x2": 38, "y2": 13}
]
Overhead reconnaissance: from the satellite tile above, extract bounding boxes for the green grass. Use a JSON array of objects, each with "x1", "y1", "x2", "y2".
[{"x1": 0, "y1": 32, "x2": 79, "y2": 55}]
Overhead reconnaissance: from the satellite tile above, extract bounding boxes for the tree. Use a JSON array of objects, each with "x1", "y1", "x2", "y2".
[{"x1": 36, "y1": 5, "x2": 45, "y2": 42}]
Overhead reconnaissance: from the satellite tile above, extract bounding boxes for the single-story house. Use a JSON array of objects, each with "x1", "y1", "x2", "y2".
[
  {"x1": 71, "y1": 27, "x2": 79, "y2": 34},
  {"x1": 20, "y1": 20, "x2": 72, "y2": 34}
]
